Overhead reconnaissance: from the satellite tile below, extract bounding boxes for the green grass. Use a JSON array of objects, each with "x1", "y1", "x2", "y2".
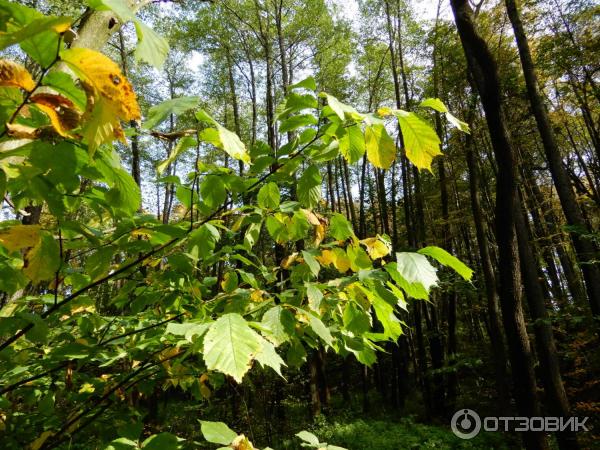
[{"x1": 284, "y1": 417, "x2": 520, "y2": 450}]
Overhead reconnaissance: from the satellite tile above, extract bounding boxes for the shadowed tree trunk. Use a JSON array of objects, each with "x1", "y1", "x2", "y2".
[{"x1": 450, "y1": 1, "x2": 549, "y2": 448}]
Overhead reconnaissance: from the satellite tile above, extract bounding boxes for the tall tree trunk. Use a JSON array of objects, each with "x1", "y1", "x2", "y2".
[
  {"x1": 514, "y1": 199, "x2": 579, "y2": 449},
  {"x1": 504, "y1": 0, "x2": 600, "y2": 317},
  {"x1": 450, "y1": 1, "x2": 548, "y2": 448}
]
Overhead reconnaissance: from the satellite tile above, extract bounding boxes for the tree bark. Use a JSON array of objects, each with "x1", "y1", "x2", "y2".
[{"x1": 450, "y1": 1, "x2": 548, "y2": 448}]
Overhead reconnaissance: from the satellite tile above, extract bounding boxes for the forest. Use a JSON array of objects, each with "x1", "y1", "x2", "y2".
[{"x1": 0, "y1": 0, "x2": 598, "y2": 448}]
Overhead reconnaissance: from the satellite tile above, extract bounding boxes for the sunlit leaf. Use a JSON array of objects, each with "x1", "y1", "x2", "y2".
[{"x1": 365, "y1": 123, "x2": 396, "y2": 169}]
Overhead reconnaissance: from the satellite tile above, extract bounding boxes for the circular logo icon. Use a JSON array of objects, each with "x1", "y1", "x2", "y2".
[{"x1": 451, "y1": 409, "x2": 481, "y2": 439}]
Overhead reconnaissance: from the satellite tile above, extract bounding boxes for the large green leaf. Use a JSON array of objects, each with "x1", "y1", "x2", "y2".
[
  {"x1": 144, "y1": 96, "x2": 200, "y2": 129},
  {"x1": 199, "y1": 421, "x2": 237, "y2": 445},
  {"x1": 394, "y1": 110, "x2": 441, "y2": 172},
  {"x1": 189, "y1": 224, "x2": 220, "y2": 260},
  {"x1": 202, "y1": 313, "x2": 263, "y2": 383},
  {"x1": 279, "y1": 114, "x2": 317, "y2": 133},
  {"x1": 297, "y1": 165, "x2": 321, "y2": 208},
  {"x1": 257, "y1": 182, "x2": 280, "y2": 209},
  {"x1": 197, "y1": 121, "x2": 250, "y2": 165},
  {"x1": 339, "y1": 124, "x2": 365, "y2": 164},
  {"x1": 200, "y1": 175, "x2": 226, "y2": 210},
  {"x1": 261, "y1": 305, "x2": 295, "y2": 346},
  {"x1": 418, "y1": 246, "x2": 473, "y2": 281},
  {"x1": 329, "y1": 213, "x2": 354, "y2": 241},
  {"x1": 365, "y1": 123, "x2": 396, "y2": 169},
  {"x1": 133, "y1": 21, "x2": 169, "y2": 69},
  {"x1": 395, "y1": 252, "x2": 438, "y2": 292}
]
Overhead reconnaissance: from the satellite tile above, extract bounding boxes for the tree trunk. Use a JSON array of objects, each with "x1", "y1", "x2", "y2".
[
  {"x1": 504, "y1": 0, "x2": 600, "y2": 317},
  {"x1": 450, "y1": 1, "x2": 548, "y2": 448}
]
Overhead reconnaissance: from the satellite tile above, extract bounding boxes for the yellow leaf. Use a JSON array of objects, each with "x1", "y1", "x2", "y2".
[
  {"x1": 316, "y1": 249, "x2": 335, "y2": 267},
  {"x1": 332, "y1": 247, "x2": 351, "y2": 272},
  {"x1": 31, "y1": 93, "x2": 81, "y2": 137},
  {"x1": 365, "y1": 123, "x2": 396, "y2": 169},
  {"x1": 231, "y1": 434, "x2": 256, "y2": 450},
  {"x1": 0, "y1": 60, "x2": 35, "y2": 91},
  {"x1": 395, "y1": 111, "x2": 442, "y2": 172},
  {"x1": 314, "y1": 223, "x2": 326, "y2": 246},
  {"x1": 23, "y1": 234, "x2": 59, "y2": 283},
  {"x1": 0, "y1": 224, "x2": 41, "y2": 252},
  {"x1": 60, "y1": 48, "x2": 140, "y2": 153},
  {"x1": 281, "y1": 252, "x2": 299, "y2": 269},
  {"x1": 60, "y1": 48, "x2": 140, "y2": 121},
  {"x1": 29, "y1": 431, "x2": 54, "y2": 450},
  {"x1": 361, "y1": 237, "x2": 390, "y2": 259}
]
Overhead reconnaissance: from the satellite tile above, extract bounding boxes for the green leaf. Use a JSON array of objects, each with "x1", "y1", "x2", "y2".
[
  {"x1": 296, "y1": 430, "x2": 320, "y2": 446},
  {"x1": 203, "y1": 313, "x2": 263, "y2": 383},
  {"x1": 302, "y1": 250, "x2": 320, "y2": 277},
  {"x1": 309, "y1": 314, "x2": 333, "y2": 346},
  {"x1": 279, "y1": 114, "x2": 317, "y2": 133},
  {"x1": 419, "y1": 98, "x2": 447, "y2": 112},
  {"x1": 297, "y1": 165, "x2": 321, "y2": 208},
  {"x1": 196, "y1": 110, "x2": 250, "y2": 164},
  {"x1": 358, "y1": 284, "x2": 402, "y2": 341},
  {"x1": 141, "y1": 432, "x2": 182, "y2": 450},
  {"x1": 365, "y1": 123, "x2": 396, "y2": 169},
  {"x1": 257, "y1": 182, "x2": 280, "y2": 209},
  {"x1": 144, "y1": 96, "x2": 200, "y2": 129},
  {"x1": 419, "y1": 98, "x2": 470, "y2": 133},
  {"x1": 189, "y1": 224, "x2": 220, "y2": 260},
  {"x1": 42, "y1": 72, "x2": 87, "y2": 110},
  {"x1": 306, "y1": 283, "x2": 323, "y2": 312},
  {"x1": 199, "y1": 421, "x2": 237, "y2": 445},
  {"x1": 385, "y1": 262, "x2": 429, "y2": 300},
  {"x1": 277, "y1": 92, "x2": 318, "y2": 119},
  {"x1": 200, "y1": 176, "x2": 226, "y2": 210},
  {"x1": 395, "y1": 252, "x2": 438, "y2": 292},
  {"x1": 347, "y1": 244, "x2": 372, "y2": 272},
  {"x1": 262, "y1": 306, "x2": 295, "y2": 346},
  {"x1": 85, "y1": 245, "x2": 114, "y2": 281},
  {"x1": 343, "y1": 301, "x2": 371, "y2": 335},
  {"x1": 289, "y1": 76, "x2": 317, "y2": 91},
  {"x1": 255, "y1": 337, "x2": 286, "y2": 376},
  {"x1": 165, "y1": 322, "x2": 209, "y2": 342},
  {"x1": 265, "y1": 215, "x2": 288, "y2": 244},
  {"x1": 133, "y1": 20, "x2": 169, "y2": 69},
  {"x1": 322, "y1": 93, "x2": 362, "y2": 121},
  {"x1": 394, "y1": 111, "x2": 442, "y2": 172},
  {"x1": 105, "y1": 167, "x2": 141, "y2": 215},
  {"x1": 339, "y1": 124, "x2": 365, "y2": 164},
  {"x1": 157, "y1": 136, "x2": 196, "y2": 175},
  {"x1": 0, "y1": 2, "x2": 71, "y2": 67},
  {"x1": 329, "y1": 213, "x2": 354, "y2": 241},
  {"x1": 418, "y1": 246, "x2": 473, "y2": 280}
]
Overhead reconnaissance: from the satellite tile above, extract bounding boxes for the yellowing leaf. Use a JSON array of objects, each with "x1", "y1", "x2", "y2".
[
  {"x1": 394, "y1": 110, "x2": 442, "y2": 172},
  {"x1": 365, "y1": 123, "x2": 396, "y2": 169},
  {"x1": 0, "y1": 224, "x2": 40, "y2": 252},
  {"x1": 362, "y1": 237, "x2": 390, "y2": 259},
  {"x1": 6, "y1": 123, "x2": 39, "y2": 139},
  {"x1": 31, "y1": 93, "x2": 81, "y2": 137},
  {"x1": 0, "y1": 59, "x2": 35, "y2": 91},
  {"x1": 23, "y1": 233, "x2": 60, "y2": 283},
  {"x1": 60, "y1": 48, "x2": 140, "y2": 153}
]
